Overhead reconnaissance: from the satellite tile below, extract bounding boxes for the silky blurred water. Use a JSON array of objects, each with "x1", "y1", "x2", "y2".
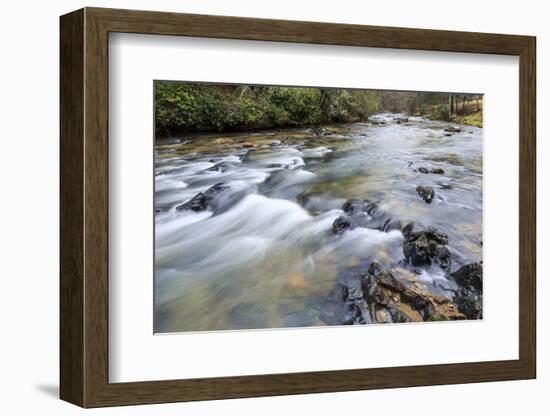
[{"x1": 154, "y1": 114, "x2": 482, "y2": 332}]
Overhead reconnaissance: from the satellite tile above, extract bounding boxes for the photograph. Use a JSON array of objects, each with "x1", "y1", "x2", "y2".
[{"x1": 153, "y1": 81, "x2": 483, "y2": 333}]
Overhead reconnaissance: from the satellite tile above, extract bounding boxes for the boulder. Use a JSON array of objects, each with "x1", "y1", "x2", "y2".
[
  {"x1": 429, "y1": 168, "x2": 445, "y2": 174},
  {"x1": 402, "y1": 225, "x2": 451, "y2": 270},
  {"x1": 444, "y1": 126, "x2": 462, "y2": 133},
  {"x1": 242, "y1": 141, "x2": 255, "y2": 148},
  {"x1": 451, "y1": 262, "x2": 483, "y2": 319},
  {"x1": 451, "y1": 262, "x2": 482, "y2": 292},
  {"x1": 335, "y1": 262, "x2": 466, "y2": 324},
  {"x1": 361, "y1": 263, "x2": 465, "y2": 323},
  {"x1": 418, "y1": 167, "x2": 429, "y2": 174},
  {"x1": 176, "y1": 182, "x2": 228, "y2": 212},
  {"x1": 454, "y1": 291, "x2": 482, "y2": 320},
  {"x1": 416, "y1": 186, "x2": 435, "y2": 203},
  {"x1": 332, "y1": 216, "x2": 351, "y2": 234}
]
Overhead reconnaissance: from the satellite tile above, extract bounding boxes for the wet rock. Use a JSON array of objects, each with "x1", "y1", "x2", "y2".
[
  {"x1": 339, "y1": 199, "x2": 403, "y2": 234},
  {"x1": 361, "y1": 263, "x2": 433, "y2": 322},
  {"x1": 242, "y1": 141, "x2": 255, "y2": 148},
  {"x1": 380, "y1": 218, "x2": 402, "y2": 232},
  {"x1": 451, "y1": 262, "x2": 483, "y2": 319},
  {"x1": 332, "y1": 216, "x2": 351, "y2": 234},
  {"x1": 429, "y1": 168, "x2": 445, "y2": 174},
  {"x1": 310, "y1": 127, "x2": 326, "y2": 136},
  {"x1": 341, "y1": 285, "x2": 370, "y2": 324},
  {"x1": 416, "y1": 186, "x2": 435, "y2": 203},
  {"x1": 367, "y1": 263, "x2": 467, "y2": 322},
  {"x1": 451, "y1": 263, "x2": 482, "y2": 292},
  {"x1": 403, "y1": 225, "x2": 451, "y2": 270},
  {"x1": 444, "y1": 133, "x2": 452, "y2": 137},
  {"x1": 402, "y1": 222, "x2": 415, "y2": 240},
  {"x1": 176, "y1": 182, "x2": 228, "y2": 212},
  {"x1": 444, "y1": 126, "x2": 462, "y2": 133},
  {"x1": 427, "y1": 298, "x2": 467, "y2": 321},
  {"x1": 206, "y1": 161, "x2": 233, "y2": 173},
  {"x1": 418, "y1": 167, "x2": 429, "y2": 174},
  {"x1": 342, "y1": 199, "x2": 378, "y2": 216},
  {"x1": 454, "y1": 292, "x2": 482, "y2": 320}
]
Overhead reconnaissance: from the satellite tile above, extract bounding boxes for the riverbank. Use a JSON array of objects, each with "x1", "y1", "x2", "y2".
[{"x1": 422, "y1": 100, "x2": 483, "y2": 128}]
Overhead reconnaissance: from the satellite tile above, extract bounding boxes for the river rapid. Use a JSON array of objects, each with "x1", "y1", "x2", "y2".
[{"x1": 154, "y1": 113, "x2": 483, "y2": 332}]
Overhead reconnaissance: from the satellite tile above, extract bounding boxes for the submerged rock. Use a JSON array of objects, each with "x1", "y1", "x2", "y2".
[
  {"x1": 332, "y1": 216, "x2": 351, "y2": 234},
  {"x1": 339, "y1": 199, "x2": 401, "y2": 233},
  {"x1": 429, "y1": 168, "x2": 445, "y2": 174},
  {"x1": 341, "y1": 285, "x2": 370, "y2": 325},
  {"x1": 418, "y1": 167, "x2": 429, "y2": 174},
  {"x1": 206, "y1": 161, "x2": 233, "y2": 173},
  {"x1": 242, "y1": 141, "x2": 255, "y2": 148},
  {"x1": 402, "y1": 224, "x2": 451, "y2": 270},
  {"x1": 416, "y1": 186, "x2": 435, "y2": 203},
  {"x1": 342, "y1": 199, "x2": 377, "y2": 216},
  {"x1": 176, "y1": 182, "x2": 228, "y2": 212}
]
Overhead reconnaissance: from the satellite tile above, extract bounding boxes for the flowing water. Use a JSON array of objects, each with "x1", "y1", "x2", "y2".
[{"x1": 154, "y1": 113, "x2": 483, "y2": 332}]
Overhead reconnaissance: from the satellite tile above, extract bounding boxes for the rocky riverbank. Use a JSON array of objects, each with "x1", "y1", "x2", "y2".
[{"x1": 323, "y1": 215, "x2": 482, "y2": 325}]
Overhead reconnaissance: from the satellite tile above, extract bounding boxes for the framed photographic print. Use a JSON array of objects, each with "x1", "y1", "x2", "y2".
[{"x1": 60, "y1": 7, "x2": 536, "y2": 407}]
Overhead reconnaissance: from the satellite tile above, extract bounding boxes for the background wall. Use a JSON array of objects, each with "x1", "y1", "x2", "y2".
[{"x1": 0, "y1": 0, "x2": 545, "y2": 414}]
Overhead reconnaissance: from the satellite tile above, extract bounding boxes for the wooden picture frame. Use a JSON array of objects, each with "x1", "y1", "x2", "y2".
[{"x1": 60, "y1": 7, "x2": 536, "y2": 408}]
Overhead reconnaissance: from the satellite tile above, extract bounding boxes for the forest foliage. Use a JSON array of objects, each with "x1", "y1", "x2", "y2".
[{"x1": 155, "y1": 82, "x2": 481, "y2": 135}]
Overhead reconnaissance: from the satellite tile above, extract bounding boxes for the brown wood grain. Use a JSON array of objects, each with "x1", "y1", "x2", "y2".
[
  {"x1": 59, "y1": 8, "x2": 85, "y2": 407},
  {"x1": 60, "y1": 7, "x2": 537, "y2": 408}
]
